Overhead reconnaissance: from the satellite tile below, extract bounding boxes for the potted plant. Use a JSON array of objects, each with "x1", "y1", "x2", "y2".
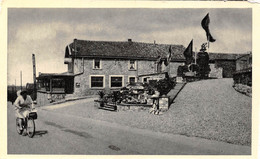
[
  {"x1": 97, "y1": 91, "x2": 105, "y2": 107},
  {"x1": 155, "y1": 78, "x2": 176, "y2": 96}
]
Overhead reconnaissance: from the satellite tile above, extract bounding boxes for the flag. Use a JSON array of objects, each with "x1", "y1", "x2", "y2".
[
  {"x1": 67, "y1": 45, "x2": 72, "y2": 55},
  {"x1": 201, "y1": 13, "x2": 216, "y2": 42},
  {"x1": 183, "y1": 40, "x2": 193, "y2": 65},
  {"x1": 165, "y1": 46, "x2": 173, "y2": 66}
]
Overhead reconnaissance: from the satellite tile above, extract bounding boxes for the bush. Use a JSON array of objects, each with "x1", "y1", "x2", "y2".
[
  {"x1": 97, "y1": 91, "x2": 105, "y2": 99},
  {"x1": 155, "y1": 78, "x2": 176, "y2": 96},
  {"x1": 143, "y1": 83, "x2": 155, "y2": 95}
]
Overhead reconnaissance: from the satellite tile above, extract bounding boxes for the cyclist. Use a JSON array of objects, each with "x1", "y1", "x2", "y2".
[{"x1": 14, "y1": 90, "x2": 35, "y2": 130}]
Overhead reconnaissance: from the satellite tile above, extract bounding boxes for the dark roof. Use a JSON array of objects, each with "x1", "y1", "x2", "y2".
[
  {"x1": 65, "y1": 39, "x2": 186, "y2": 61},
  {"x1": 233, "y1": 67, "x2": 252, "y2": 75},
  {"x1": 138, "y1": 72, "x2": 167, "y2": 77},
  {"x1": 236, "y1": 53, "x2": 252, "y2": 60},
  {"x1": 208, "y1": 53, "x2": 239, "y2": 61},
  {"x1": 37, "y1": 72, "x2": 74, "y2": 79},
  {"x1": 65, "y1": 39, "x2": 245, "y2": 61},
  {"x1": 26, "y1": 83, "x2": 34, "y2": 90}
]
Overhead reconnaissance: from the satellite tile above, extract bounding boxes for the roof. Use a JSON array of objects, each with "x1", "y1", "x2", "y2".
[
  {"x1": 233, "y1": 67, "x2": 252, "y2": 75},
  {"x1": 65, "y1": 39, "x2": 186, "y2": 61},
  {"x1": 138, "y1": 72, "x2": 167, "y2": 77},
  {"x1": 208, "y1": 53, "x2": 239, "y2": 61},
  {"x1": 65, "y1": 39, "x2": 245, "y2": 61},
  {"x1": 37, "y1": 72, "x2": 75, "y2": 79},
  {"x1": 26, "y1": 83, "x2": 34, "y2": 89},
  {"x1": 236, "y1": 53, "x2": 252, "y2": 60}
]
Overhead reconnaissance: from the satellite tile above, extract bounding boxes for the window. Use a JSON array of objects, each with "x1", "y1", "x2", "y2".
[
  {"x1": 110, "y1": 76, "x2": 123, "y2": 88},
  {"x1": 129, "y1": 77, "x2": 136, "y2": 84},
  {"x1": 52, "y1": 79, "x2": 65, "y2": 88},
  {"x1": 143, "y1": 77, "x2": 148, "y2": 83},
  {"x1": 129, "y1": 60, "x2": 136, "y2": 70},
  {"x1": 90, "y1": 76, "x2": 104, "y2": 88},
  {"x1": 93, "y1": 59, "x2": 101, "y2": 69}
]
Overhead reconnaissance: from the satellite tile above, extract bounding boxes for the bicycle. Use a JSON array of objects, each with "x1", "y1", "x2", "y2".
[{"x1": 16, "y1": 107, "x2": 37, "y2": 138}]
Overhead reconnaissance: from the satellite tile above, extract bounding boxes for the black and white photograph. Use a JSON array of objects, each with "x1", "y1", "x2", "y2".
[{"x1": 5, "y1": 7, "x2": 253, "y2": 156}]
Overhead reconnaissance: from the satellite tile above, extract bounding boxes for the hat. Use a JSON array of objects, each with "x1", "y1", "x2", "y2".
[{"x1": 20, "y1": 90, "x2": 28, "y2": 95}]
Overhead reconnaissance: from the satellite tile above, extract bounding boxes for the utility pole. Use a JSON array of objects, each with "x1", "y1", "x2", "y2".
[
  {"x1": 32, "y1": 54, "x2": 37, "y2": 100},
  {"x1": 20, "y1": 71, "x2": 22, "y2": 91},
  {"x1": 15, "y1": 79, "x2": 16, "y2": 93},
  {"x1": 195, "y1": 47, "x2": 197, "y2": 64}
]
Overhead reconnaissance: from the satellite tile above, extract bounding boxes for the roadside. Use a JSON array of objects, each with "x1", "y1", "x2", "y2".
[
  {"x1": 7, "y1": 101, "x2": 250, "y2": 155},
  {"x1": 35, "y1": 95, "x2": 98, "y2": 107},
  {"x1": 33, "y1": 78, "x2": 251, "y2": 147},
  {"x1": 44, "y1": 78, "x2": 251, "y2": 147},
  {"x1": 233, "y1": 83, "x2": 252, "y2": 97},
  {"x1": 39, "y1": 97, "x2": 97, "y2": 110}
]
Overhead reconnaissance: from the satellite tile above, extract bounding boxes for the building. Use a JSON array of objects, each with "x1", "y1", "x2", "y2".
[
  {"x1": 233, "y1": 53, "x2": 252, "y2": 86},
  {"x1": 208, "y1": 53, "x2": 238, "y2": 78},
  {"x1": 63, "y1": 39, "x2": 187, "y2": 96},
  {"x1": 36, "y1": 39, "x2": 247, "y2": 104}
]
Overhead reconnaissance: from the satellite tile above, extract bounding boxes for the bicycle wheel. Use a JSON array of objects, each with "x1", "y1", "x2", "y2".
[
  {"x1": 16, "y1": 118, "x2": 23, "y2": 135},
  {"x1": 26, "y1": 119, "x2": 35, "y2": 138}
]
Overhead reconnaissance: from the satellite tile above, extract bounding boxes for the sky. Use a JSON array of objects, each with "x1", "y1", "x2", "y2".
[{"x1": 7, "y1": 8, "x2": 252, "y2": 85}]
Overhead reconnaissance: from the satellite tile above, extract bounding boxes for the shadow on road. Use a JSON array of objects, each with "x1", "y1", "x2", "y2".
[{"x1": 34, "y1": 130, "x2": 48, "y2": 137}]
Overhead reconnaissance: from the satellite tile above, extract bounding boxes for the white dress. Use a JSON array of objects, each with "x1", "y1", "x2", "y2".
[{"x1": 14, "y1": 95, "x2": 34, "y2": 118}]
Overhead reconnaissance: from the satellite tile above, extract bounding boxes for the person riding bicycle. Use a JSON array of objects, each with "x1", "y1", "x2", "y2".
[{"x1": 14, "y1": 90, "x2": 35, "y2": 130}]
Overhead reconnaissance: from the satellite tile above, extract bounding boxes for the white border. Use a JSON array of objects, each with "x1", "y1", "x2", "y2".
[{"x1": 1, "y1": 1, "x2": 258, "y2": 159}]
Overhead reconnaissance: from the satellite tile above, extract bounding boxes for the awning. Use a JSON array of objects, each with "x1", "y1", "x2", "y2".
[{"x1": 37, "y1": 72, "x2": 75, "y2": 79}]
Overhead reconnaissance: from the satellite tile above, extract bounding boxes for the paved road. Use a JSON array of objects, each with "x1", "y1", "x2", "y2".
[{"x1": 7, "y1": 98, "x2": 250, "y2": 155}]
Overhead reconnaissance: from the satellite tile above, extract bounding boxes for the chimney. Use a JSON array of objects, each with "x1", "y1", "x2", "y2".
[
  {"x1": 154, "y1": 40, "x2": 156, "y2": 45},
  {"x1": 128, "y1": 39, "x2": 132, "y2": 42}
]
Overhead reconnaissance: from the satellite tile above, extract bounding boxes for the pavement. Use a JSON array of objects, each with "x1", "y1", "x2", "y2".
[{"x1": 7, "y1": 96, "x2": 251, "y2": 155}]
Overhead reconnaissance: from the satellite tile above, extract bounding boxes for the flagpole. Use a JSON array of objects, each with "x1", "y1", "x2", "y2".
[
  {"x1": 195, "y1": 47, "x2": 197, "y2": 64},
  {"x1": 207, "y1": 34, "x2": 210, "y2": 50}
]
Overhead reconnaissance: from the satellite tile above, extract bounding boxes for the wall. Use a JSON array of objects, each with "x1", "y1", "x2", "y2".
[
  {"x1": 71, "y1": 58, "x2": 191, "y2": 96},
  {"x1": 209, "y1": 63, "x2": 223, "y2": 78},
  {"x1": 236, "y1": 54, "x2": 252, "y2": 71},
  {"x1": 215, "y1": 60, "x2": 236, "y2": 78},
  {"x1": 137, "y1": 60, "x2": 157, "y2": 76},
  {"x1": 36, "y1": 92, "x2": 65, "y2": 106},
  {"x1": 72, "y1": 58, "x2": 184, "y2": 96},
  {"x1": 73, "y1": 58, "x2": 157, "y2": 96},
  {"x1": 169, "y1": 62, "x2": 184, "y2": 77},
  {"x1": 233, "y1": 54, "x2": 252, "y2": 86}
]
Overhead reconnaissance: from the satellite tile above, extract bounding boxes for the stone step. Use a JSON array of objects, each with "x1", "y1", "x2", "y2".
[{"x1": 98, "y1": 106, "x2": 117, "y2": 111}]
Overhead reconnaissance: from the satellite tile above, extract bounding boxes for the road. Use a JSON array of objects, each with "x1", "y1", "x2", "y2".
[{"x1": 7, "y1": 97, "x2": 250, "y2": 155}]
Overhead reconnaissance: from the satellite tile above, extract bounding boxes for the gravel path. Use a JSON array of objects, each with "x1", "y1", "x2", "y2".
[{"x1": 49, "y1": 78, "x2": 251, "y2": 146}]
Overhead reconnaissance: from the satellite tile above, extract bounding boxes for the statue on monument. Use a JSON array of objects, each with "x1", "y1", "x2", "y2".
[{"x1": 196, "y1": 43, "x2": 211, "y2": 78}]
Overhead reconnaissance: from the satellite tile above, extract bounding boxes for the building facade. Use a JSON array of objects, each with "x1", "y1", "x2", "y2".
[
  {"x1": 233, "y1": 53, "x2": 252, "y2": 86},
  {"x1": 65, "y1": 39, "x2": 186, "y2": 96},
  {"x1": 37, "y1": 39, "x2": 247, "y2": 100}
]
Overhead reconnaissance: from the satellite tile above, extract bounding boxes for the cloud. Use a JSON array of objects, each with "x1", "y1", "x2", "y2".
[
  {"x1": 212, "y1": 28, "x2": 251, "y2": 53},
  {"x1": 8, "y1": 22, "x2": 71, "y2": 85},
  {"x1": 7, "y1": 8, "x2": 252, "y2": 85}
]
